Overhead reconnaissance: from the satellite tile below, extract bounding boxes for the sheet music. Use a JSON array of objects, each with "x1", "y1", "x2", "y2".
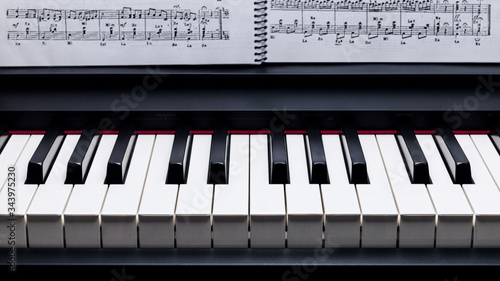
[
  {"x1": 0, "y1": 0, "x2": 256, "y2": 66},
  {"x1": 267, "y1": 0, "x2": 500, "y2": 62}
]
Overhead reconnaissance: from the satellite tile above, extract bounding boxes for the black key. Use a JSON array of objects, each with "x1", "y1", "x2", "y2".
[
  {"x1": 166, "y1": 125, "x2": 192, "y2": 184},
  {"x1": 26, "y1": 125, "x2": 64, "y2": 184},
  {"x1": 434, "y1": 126, "x2": 472, "y2": 184},
  {"x1": 490, "y1": 125, "x2": 500, "y2": 154},
  {"x1": 269, "y1": 129, "x2": 289, "y2": 184},
  {"x1": 66, "y1": 126, "x2": 101, "y2": 184},
  {"x1": 397, "y1": 125, "x2": 430, "y2": 184},
  {"x1": 0, "y1": 125, "x2": 10, "y2": 154},
  {"x1": 208, "y1": 126, "x2": 229, "y2": 184},
  {"x1": 341, "y1": 125, "x2": 368, "y2": 184},
  {"x1": 105, "y1": 124, "x2": 136, "y2": 184},
  {"x1": 305, "y1": 124, "x2": 329, "y2": 184}
]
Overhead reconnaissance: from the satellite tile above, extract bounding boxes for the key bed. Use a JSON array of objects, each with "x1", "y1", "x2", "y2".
[{"x1": 1, "y1": 128, "x2": 500, "y2": 249}]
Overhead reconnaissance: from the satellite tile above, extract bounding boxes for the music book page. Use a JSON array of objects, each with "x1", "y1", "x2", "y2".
[
  {"x1": 266, "y1": 0, "x2": 500, "y2": 63},
  {"x1": 0, "y1": 0, "x2": 257, "y2": 66}
]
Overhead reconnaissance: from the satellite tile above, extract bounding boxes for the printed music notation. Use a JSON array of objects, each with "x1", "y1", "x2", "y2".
[
  {"x1": 269, "y1": 0, "x2": 491, "y2": 41},
  {"x1": 6, "y1": 6, "x2": 230, "y2": 41}
]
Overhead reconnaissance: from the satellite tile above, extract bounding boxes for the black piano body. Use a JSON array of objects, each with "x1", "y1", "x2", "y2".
[{"x1": 1, "y1": 63, "x2": 500, "y2": 280}]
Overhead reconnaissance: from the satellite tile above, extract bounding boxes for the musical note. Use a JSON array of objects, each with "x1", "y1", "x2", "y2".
[
  {"x1": 368, "y1": 20, "x2": 381, "y2": 39},
  {"x1": 121, "y1": 7, "x2": 132, "y2": 19},
  {"x1": 418, "y1": 25, "x2": 429, "y2": 39},
  {"x1": 268, "y1": 0, "x2": 492, "y2": 42},
  {"x1": 6, "y1": 6, "x2": 231, "y2": 42},
  {"x1": 201, "y1": 26, "x2": 206, "y2": 40}
]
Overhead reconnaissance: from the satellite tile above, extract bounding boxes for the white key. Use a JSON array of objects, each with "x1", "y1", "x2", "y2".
[
  {"x1": 0, "y1": 135, "x2": 32, "y2": 248},
  {"x1": 472, "y1": 134, "x2": 500, "y2": 191},
  {"x1": 321, "y1": 134, "x2": 360, "y2": 248},
  {"x1": 0, "y1": 135, "x2": 30, "y2": 193},
  {"x1": 213, "y1": 135, "x2": 250, "y2": 248},
  {"x1": 101, "y1": 135, "x2": 155, "y2": 248},
  {"x1": 377, "y1": 134, "x2": 435, "y2": 248},
  {"x1": 356, "y1": 135, "x2": 398, "y2": 248},
  {"x1": 64, "y1": 134, "x2": 116, "y2": 248},
  {"x1": 0, "y1": 135, "x2": 30, "y2": 190},
  {"x1": 26, "y1": 135, "x2": 80, "y2": 248},
  {"x1": 416, "y1": 134, "x2": 473, "y2": 248},
  {"x1": 175, "y1": 134, "x2": 213, "y2": 248},
  {"x1": 472, "y1": 134, "x2": 500, "y2": 246},
  {"x1": 249, "y1": 134, "x2": 286, "y2": 248},
  {"x1": 285, "y1": 134, "x2": 323, "y2": 248},
  {"x1": 137, "y1": 134, "x2": 177, "y2": 248},
  {"x1": 457, "y1": 134, "x2": 500, "y2": 247}
]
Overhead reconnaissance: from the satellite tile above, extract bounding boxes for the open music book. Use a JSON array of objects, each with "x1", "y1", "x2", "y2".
[{"x1": 1, "y1": 0, "x2": 499, "y2": 66}]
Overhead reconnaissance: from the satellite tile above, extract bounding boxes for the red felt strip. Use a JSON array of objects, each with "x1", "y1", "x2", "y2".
[
  {"x1": 190, "y1": 130, "x2": 214, "y2": 134},
  {"x1": 414, "y1": 130, "x2": 435, "y2": 134},
  {"x1": 283, "y1": 130, "x2": 307, "y2": 134},
  {"x1": 64, "y1": 130, "x2": 83, "y2": 134},
  {"x1": 357, "y1": 130, "x2": 398, "y2": 134},
  {"x1": 453, "y1": 130, "x2": 490, "y2": 134},
  {"x1": 228, "y1": 130, "x2": 271, "y2": 134},
  {"x1": 9, "y1": 130, "x2": 46, "y2": 134},
  {"x1": 135, "y1": 130, "x2": 176, "y2": 134},
  {"x1": 320, "y1": 130, "x2": 343, "y2": 134},
  {"x1": 100, "y1": 130, "x2": 120, "y2": 134}
]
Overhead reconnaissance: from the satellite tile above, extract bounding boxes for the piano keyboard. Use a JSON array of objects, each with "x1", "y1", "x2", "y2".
[{"x1": 1, "y1": 126, "x2": 500, "y2": 249}]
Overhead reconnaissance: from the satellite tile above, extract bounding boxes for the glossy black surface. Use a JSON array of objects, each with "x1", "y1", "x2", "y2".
[
  {"x1": 208, "y1": 125, "x2": 229, "y2": 184},
  {"x1": 66, "y1": 126, "x2": 100, "y2": 184},
  {"x1": 398, "y1": 125, "x2": 430, "y2": 184},
  {"x1": 166, "y1": 125, "x2": 192, "y2": 184},
  {"x1": 26, "y1": 125, "x2": 64, "y2": 184},
  {"x1": 306, "y1": 124, "x2": 329, "y2": 184},
  {"x1": 434, "y1": 126, "x2": 472, "y2": 184},
  {"x1": 342, "y1": 125, "x2": 368, "y2": 184},
  {"x1": 269, "y1": 129, "x2": 289, "y2": 184},
  {"x1": 105, "y1": 124, "x2": 136, "y2": 184}
]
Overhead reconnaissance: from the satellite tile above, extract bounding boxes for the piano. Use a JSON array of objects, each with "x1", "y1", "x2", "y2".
[{"x1": 1, "y1": 64, "x2": 500, "y2": 280}]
